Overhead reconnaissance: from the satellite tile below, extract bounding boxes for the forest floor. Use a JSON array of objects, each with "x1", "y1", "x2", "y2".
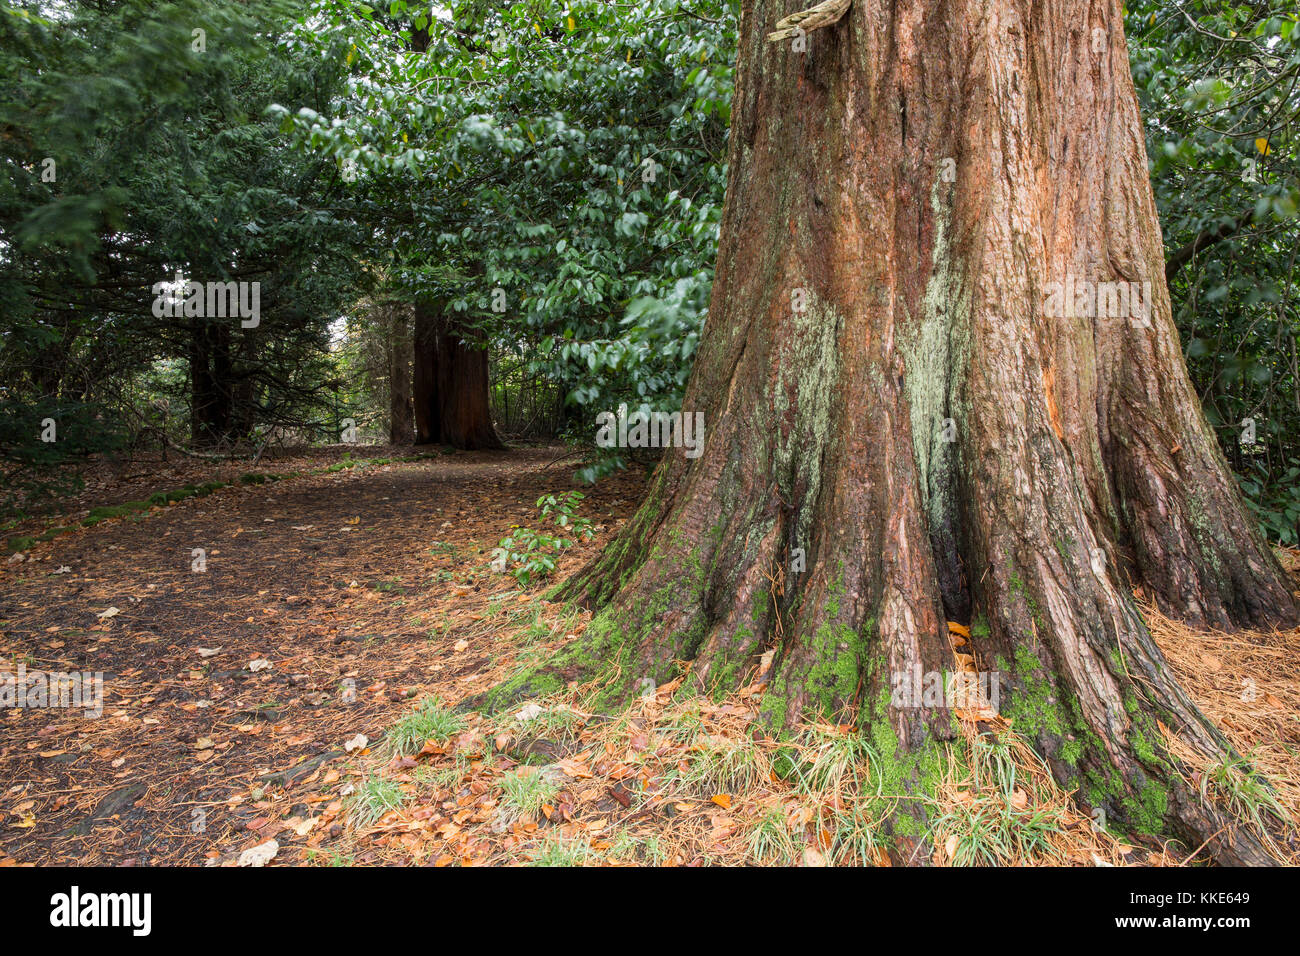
[{"x1": 0, "y1": 445, "x2": 1297, "y2": 867}]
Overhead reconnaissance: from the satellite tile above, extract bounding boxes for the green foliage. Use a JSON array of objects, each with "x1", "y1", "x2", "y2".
[
  {"x1": 745, "y1": 806, "x2": 800, "y2": 865},
  {"x1": 525, "y1": 835, "x2": 594, "y2": 866},
  {"x1": 536, "y1": 491, "x2": 590, "y2": 531},
  {"x1": 0, "y1": 0, "x2": 371, "y2": 477},
  {"x1": 490, "y1": 491, "x2": 594, "y2": 585},
  {"x1": 1236, "y1": 459, "x2": 1300, "y2": 544},
  {"x1": 273, "y1": 0, "x2": 736, "y2": 466},
  {"x1": 1129, "y1": 2, "x2": 1300, "y2": 542}
]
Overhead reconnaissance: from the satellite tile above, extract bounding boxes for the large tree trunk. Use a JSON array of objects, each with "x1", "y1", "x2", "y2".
[
  {"x1": 555, "y1": 0, "x2": 1298, "y2": 864},
  {"x1": 411, "y1": 300, "x2": 503, "y2": 450}
]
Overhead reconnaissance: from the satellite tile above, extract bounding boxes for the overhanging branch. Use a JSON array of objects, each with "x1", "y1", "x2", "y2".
[{"x1": 1165, "y1": 206, "x2": 1257, "y2": 281}]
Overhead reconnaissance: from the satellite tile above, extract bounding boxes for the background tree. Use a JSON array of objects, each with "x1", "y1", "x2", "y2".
[
  {"x1": 1, "y1": 0, "x2": 367, "y2": 467},
  {"x1": 273, "y1": 0, "x2": 734, "y2": 456}
]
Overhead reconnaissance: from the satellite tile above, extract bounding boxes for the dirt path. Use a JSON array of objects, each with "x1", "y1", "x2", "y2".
[{"x1": 0, "y1": 447, "x2": 643, "y2": 865}]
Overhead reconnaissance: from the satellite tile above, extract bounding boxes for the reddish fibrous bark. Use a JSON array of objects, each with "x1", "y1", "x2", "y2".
[
  {"x1": 412, "y1": 301, "x2": 503, "y2": 450},
  {"x1": 560, "y1": 0, "x2": 1298, "y2": 864}
]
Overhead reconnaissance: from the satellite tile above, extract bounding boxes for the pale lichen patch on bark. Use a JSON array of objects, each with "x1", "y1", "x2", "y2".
[
  {"x1": 771, "y1": 290, "x2": 844, "y2": 546},
  {"x1": 898, "y1": 177, "x2": 974, "y2": 620}
]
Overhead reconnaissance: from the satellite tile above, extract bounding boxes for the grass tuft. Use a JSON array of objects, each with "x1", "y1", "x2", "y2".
[
  {"x1": 348, "y1": 773, "x2": 406, "y2": 827},
  {"x1": 387, "y1": 696, "x2": 466, "y2": 757}
]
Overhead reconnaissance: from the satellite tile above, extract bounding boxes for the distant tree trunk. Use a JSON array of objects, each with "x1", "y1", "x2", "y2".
[
  {"x1": 388, "y1": 305, "x2": 414, "y2": 444},
  {"x1": 554, "y1": 0, "x2": 1298, "y2": 865},
  {"x1": 412, "y1": 300, "x2": 441, "y2": 445},
  {"x1": 433, "y1": 323, "x2": 501, "y2": 450},
  {"x1": 188, "y1": 321, "x2": 233, "y2": 447},
  {"x1": 230, "y1": 334, "x2": 257, "y2": 440},
  {"x1": 30, "y1": 314, "x2": 71, "y2": 399},
  {"x1": 411, "y1": 300, "x2": 503, "y2": 450}
]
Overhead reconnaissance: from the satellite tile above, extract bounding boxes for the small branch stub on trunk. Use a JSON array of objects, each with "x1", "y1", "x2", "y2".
[{"x1": 766, "y1": 0, "x2": 852, "y2": 43}]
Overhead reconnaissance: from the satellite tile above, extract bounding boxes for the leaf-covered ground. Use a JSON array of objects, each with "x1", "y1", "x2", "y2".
[
  {"x1": 0, "y1": 445, "x2": 641, "y2": 865},
  {"x1": 1, "y1": 447, "x2": 1297, "y2": 866}
]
